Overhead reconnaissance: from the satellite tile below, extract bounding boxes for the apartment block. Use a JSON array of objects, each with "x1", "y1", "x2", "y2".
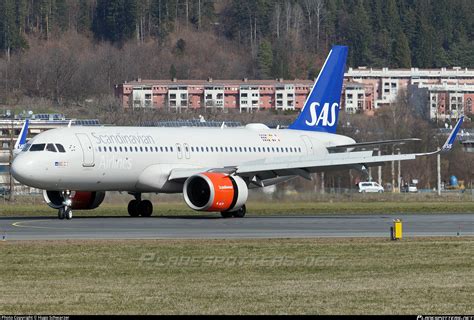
[
  {"x1": 345, "y1": 67, "x2": 474, "y2": 119},
  {"x1": 420, "y1": 83, "x2": 474, "y2": 120},
  {"x1": 115, "y1": 79, "x2": 313, "y2": 112},
  {"x1": 116, "y1": 67, "x2": 474, "y2": 120}
]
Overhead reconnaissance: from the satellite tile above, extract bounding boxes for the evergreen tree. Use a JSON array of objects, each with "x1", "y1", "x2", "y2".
[
  {"x1": 93, "y1": 0, "x2": 138, "y2": 43},
  {"x1": 169, "y1": 64, "x2": 177, "y2": 79},
  {"x1": 272, "y1": 40, "x2": 290, "y2": 79},
  {"x1": 392, "y1": 31, "x2": 411, "y2": 68},
  {"x1": 451, "y1": 28, "x2": 474, "y2": 68},
  {"x1": 0, "y1": 0, "x2": 26, "y2": 56},
  {"x1": 257, "y1": 39, "x2": 273, "y2": 79},
  {"x1": 77, "y1": 0, "x2": 92, "y2": 34},
  {"x1": 55, "y1": 0, "x2": 69, "y2": 31},
  {"x1": 347, "y1": 0, "x2": 372, "y2": 66}
]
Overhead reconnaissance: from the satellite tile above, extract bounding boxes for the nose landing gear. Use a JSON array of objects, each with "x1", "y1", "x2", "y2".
[
  {"x1": 127, "y1": 193, "x2": 153, "y2": 217},
  {"x1": 58, "y1": 191, "x2": 73, "y2": 220}
]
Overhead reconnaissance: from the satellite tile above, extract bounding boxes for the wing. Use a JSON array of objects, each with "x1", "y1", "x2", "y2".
[
  {"x1": 168, "y1": 117, "x2": 464, "y2": 186},
  {"x1": 327, "y1": 138, "x2": 421, "y2": 151}
]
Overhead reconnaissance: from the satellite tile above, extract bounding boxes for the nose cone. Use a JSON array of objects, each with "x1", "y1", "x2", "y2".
[{"x1": 11, "y1": 155, "x2": 36, "y2": 186}]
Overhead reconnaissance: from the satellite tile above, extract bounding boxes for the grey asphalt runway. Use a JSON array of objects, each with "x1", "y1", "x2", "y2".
[{"x1": 0, "y1": 213, "x2": 472, "y2": 240}]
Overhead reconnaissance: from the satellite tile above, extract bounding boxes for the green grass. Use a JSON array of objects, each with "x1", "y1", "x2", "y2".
[
  {"x1": 0, "y1": 200, "x2": 473, "y2": 217},
  {"x1": 0, "y1": 238, "x2": 472, "y2": 314}
]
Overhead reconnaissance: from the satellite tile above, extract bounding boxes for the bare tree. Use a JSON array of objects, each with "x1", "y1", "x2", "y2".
[
  {"x1": 285, "y1": 1, "x2": 292, "y2": 35},
  {"x1": 315, "y1": 0, "x2": 325, "y2": 52},
  {"x1": 292, "y1": 4, "x2": 304, "y2": 47},
  {"x1": 273, "y1": 3, "x2": 282, "y2": 39},
  {"x1": 303, "y1": 0, "x2": 315, "y2": 40},
  {"x1": 302, "y1": 0, "x2": 325, "y2": 52}
]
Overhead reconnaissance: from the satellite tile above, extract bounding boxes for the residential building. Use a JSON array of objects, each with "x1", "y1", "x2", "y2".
[
  {"x1": 116, "y1": 67, "x2": 474, "y2": 119},
  {"x1": 345, "y1": 67, "x2": 474, "y2": 119},
  {"x1": 115, "y1": 79, "x2": 313, "y2": 112}
]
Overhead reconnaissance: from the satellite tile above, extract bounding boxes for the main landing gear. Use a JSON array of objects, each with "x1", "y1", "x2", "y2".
[
  {"x1": 221, "y1": 205, "x2": 246, "y2": 219},
  {"x1": 128, "y1": 193, "x2": 153, "y2": 217},
  {"x1": 58, "y1": 191, "x2": 73, "y2": 220}
]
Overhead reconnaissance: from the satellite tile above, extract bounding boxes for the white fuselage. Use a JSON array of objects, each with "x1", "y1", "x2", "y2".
[{"x1": 12, "y1": 124, "x2": 355, "y2": 192}]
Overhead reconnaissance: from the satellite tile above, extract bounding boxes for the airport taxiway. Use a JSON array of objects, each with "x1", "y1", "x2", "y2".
[{"x1": 0, "y1": 213, "x2": 472, "y2": 240}]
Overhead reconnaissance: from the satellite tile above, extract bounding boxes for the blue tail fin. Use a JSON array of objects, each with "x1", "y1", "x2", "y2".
[
  {"x1": 289, "y1": 45, "x2": 348, "y2": 133},
  {"x1": 14, "y1": 119, "x2": 29, "y2": 150},
  {"x1": 13, "y1": 119, "x2": 29, "y2": 158}
]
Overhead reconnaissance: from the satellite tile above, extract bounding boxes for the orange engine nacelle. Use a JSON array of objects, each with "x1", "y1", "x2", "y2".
[
  {"x1": 43, "y1": 190, "x2": 106, "y2": 210},
  {"x1": 183, "y1": 173, "x2": 248, "y2": 212}
]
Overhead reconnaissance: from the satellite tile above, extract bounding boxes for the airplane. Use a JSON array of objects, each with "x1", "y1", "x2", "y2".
[{"x1": 11, "y1": 46, "x2": 464, "y2": 220}]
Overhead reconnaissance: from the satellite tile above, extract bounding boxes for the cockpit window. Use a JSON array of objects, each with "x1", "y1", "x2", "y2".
[
  {"x1": 55, "y1": 144, "x2": 66, "y2": 153},
  {"x1": 30, "y1": 144, "x2": 46, "y2": 152},
  {"x1": 22, "y1": 143, "x2": 31, "y2": 152},
  {"x1": 46, "y1": 144, "x2": 57, "y2": 152}
]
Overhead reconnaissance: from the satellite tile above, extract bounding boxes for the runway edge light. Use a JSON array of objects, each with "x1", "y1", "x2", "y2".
[{"x1": 391, "y1": 219, "x2": 403, "y2": 241}]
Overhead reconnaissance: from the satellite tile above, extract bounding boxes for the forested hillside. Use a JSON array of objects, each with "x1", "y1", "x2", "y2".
[{"x1": 1, "y1": 0, "x2": 474, "y2": 104}]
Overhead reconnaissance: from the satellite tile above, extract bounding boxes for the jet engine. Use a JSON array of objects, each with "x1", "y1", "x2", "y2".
[
  {"x1": 183, "y1": 173, "x2": 248, "y2": 212},
  {"x1": 43, "y1": 190, "x2": 106, "y2": 210}
]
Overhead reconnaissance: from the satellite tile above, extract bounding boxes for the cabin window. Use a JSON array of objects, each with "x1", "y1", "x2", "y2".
[
  {"x1": 55, "y1": 144, "x2": 66, "y2": 153},
  {"x1": 30, "y1": 144, "x2": 46, "y2": 152},
  {"x1": 22, "y1": 143, "x2": 32, "y2": 152},
  {"x1": 46, "y1": 144, "x2": 57, "y2": 152}
]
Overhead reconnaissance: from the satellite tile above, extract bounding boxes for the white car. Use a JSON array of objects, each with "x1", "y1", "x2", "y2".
[
  {"x1": 358, "y1": 182, "x2": 384, "y2": 193},
  {"x1": 401, "y1": 184, "x2": 418, "y2": 193}
]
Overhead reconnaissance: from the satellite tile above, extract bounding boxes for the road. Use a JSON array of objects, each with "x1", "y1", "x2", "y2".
[{"x1": 0, "y1": 213, "x2": 472, "y2": 240}]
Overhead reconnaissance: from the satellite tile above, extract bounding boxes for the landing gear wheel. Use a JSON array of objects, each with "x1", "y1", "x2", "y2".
[
  {"x1": 58, "y1": 208, "x2": 65, "y2": 220},
  {"x1": 128, "y1": 200, "x2": 140, "y2": 217},
  {"x1": 65, "y1": 208, "x2": 73, "y2": 220},
  {"x1": 58, "y1": 207, "x2": 72, "y2": 220},
  {"x1": 232, "y1": 205, "x2": 246, "y2": 218},
  {"x1": 220, "y1": 211, "x2": 233, "y2": 218},
  {"x1": 139, "y1": 200, "x2": 153, "y2": 217}
]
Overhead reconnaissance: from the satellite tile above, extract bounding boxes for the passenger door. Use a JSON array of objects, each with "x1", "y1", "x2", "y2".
[
  {"x1": 176, "y1": 143, "x2": 183, "y2": 159},
  {"x1": 301, "y1": 136, "x2": 315, "y2": 155},
  {"x1": 184, "y1": 143, "x2": 190, "y2": 159},
  {"x1": 75, "y1": 133, "x2": 95, "y2": 167}
]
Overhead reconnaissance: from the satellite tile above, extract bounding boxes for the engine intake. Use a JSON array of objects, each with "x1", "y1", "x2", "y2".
[
  {"x1": 183, "y1": 173, "x2": 248, "y2": 212},
  {"x1": 43, "y1": 190, "x2": 106, "y2": 210}
]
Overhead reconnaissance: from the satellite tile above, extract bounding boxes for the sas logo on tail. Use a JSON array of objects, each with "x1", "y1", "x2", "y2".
[{"x1": 305, "y1": 102, "x2": 338, "y2": 127}]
